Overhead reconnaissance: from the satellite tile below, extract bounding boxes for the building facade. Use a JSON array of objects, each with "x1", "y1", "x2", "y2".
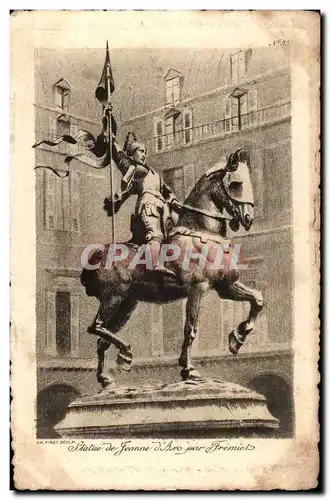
[{"x1": 35, "y1": 47, "x2": 294, "y2": 437}]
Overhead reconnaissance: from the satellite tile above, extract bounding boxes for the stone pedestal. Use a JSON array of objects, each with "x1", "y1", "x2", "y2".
[{"x1": 55, "y1": 379, "x2": 279, "y2": 439}]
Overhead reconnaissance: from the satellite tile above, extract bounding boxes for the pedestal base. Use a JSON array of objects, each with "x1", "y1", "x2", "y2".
[{"x1": 55, "y1": 379, "x2": 279, "y2": 438}]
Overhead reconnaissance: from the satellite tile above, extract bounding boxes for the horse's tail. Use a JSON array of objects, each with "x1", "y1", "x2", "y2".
[{"x1": 80, "y1": 242, "x2": 135, "y2": 298}]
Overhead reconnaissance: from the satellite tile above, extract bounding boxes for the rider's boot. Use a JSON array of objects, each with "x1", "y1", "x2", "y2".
[{"x1": 148, "y1": 239, "x2": 176, "y2": 277}]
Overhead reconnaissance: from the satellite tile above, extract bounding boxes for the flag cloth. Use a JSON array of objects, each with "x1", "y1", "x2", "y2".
[
  {"x1": 33, "y1": 129, "x2": 110, "y2": 176},
  {"x1": 33, "y1": 129, "x2": 95, "y2": 150},
  {"x1": 34, "y1": 152, "x2": 109, "y2": 178},
  {"x1": 95, "y1": 42, "x2": 115, "y2": 103},
  {"x1": 33, "y1": 42, "x2": 118, "y2": 177}
]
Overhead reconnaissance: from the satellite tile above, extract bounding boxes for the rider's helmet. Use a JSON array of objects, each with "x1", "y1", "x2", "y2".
[{"x1": 123, "y1": 132, "x2": 148, "y2": 158}]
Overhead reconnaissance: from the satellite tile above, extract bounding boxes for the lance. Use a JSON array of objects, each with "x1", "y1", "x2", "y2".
[
  {"x1": 105, "y1": 44, "x2": 116, "y2": 247},
  {"x1": 96, "y1": 41, "x2": 116, "y2": 246}
]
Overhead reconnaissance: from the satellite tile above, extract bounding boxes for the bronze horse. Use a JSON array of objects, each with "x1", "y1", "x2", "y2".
[{"x1": 81, "y1": 148, "x2": 264, "y2": 387}]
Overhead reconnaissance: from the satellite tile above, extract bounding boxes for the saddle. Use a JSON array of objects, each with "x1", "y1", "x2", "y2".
[
  {"x1": 129, "y1": 207, "x2": 177, "y2": 246},
  {"x1": 169, "y1": 226, "x2": 232, "y2": 249}
]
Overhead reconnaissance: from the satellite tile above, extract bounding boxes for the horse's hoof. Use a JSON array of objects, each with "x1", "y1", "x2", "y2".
[
  {"x1": 97, "y1": 375, "x2": 115, "y2": 388},
  {"x1": 116, "y1": 345, "x2": 133, "y2": 372},
  {"x1": 180, "y1": 368, "x2": 202, "y2": 381},
  {"x1": 228, "y1": 331, "x2": 242, "y2": 355}
]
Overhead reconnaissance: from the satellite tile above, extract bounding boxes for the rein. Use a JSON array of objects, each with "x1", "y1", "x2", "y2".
[{"x1": 174, "y1": 201, "x2": 233, "y2": 222}]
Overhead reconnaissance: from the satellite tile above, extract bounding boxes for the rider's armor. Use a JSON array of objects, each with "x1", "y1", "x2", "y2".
[{"x1": 104, "y1": 142, "x2": 177, "y2": 245}]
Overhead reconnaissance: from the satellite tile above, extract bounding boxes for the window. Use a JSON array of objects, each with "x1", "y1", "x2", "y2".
[
  {"x1": 55, "y1": 87, "x2": 70, "y2": 111},
  {"x1": 225, "y1": 97, "x2": 232, "y2": 132},
  {"x1": 163, "y1": 164, "x2": 195, "y2": 202},
  {"x1": 45, "y1": 289, "x2": 80, "y2": 358},
  {"x1": 56, "y1": 118, "x2": 70, "y2": 138},
  {"x1": 165, "y1": 77, "x2": 180, "y2": 106},
  {"x1": 240, "y1": 92, "x2": 248, "y2": 129},
  {"x1": 163, "y1": 167, "x2": 184, "y2": 201},
  {"x1": 54, "y1": 79, "x2": 71, "y2": 112},
  {"x1": 248, "y1": 88, "x2": 258, "y2": 125},
  {"x1": 225, "y1": 87, "x2": 258, "y2": 132},
  {"x1": 164, "y1": 116, "x2": 175, "y2": 149},
  {"x1": 49, "y1": 115, "x2": 77, "y2": 154},
  {"x1": 44, "y1": 169, "x2": 80, "y2": 232},
  {"x1": 56, "y1": 291, "x2": 71, "y2": 356},
  {"x1": 183, "y1": 110, "x2": 193, "y2": 144},
  {"x1": 154, "y1": 119, "x2": 164, "y2": 152},
  {"x1": 231, "y1": 97, "x2": 239, "y2": 132},
  {"x1": 163, "y1": 301, "x2": 184, "y2": 355},
  {"x1": 230, "y1": 50, "x2": 248, "y2": 85}
]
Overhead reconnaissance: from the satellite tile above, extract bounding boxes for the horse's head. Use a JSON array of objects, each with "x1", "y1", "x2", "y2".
[{"x1": 206, "y1": 148, "x2": 254, "y2": 231}]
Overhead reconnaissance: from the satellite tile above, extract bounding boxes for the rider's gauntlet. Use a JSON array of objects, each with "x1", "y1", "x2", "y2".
[{"x1": 103, "y1": 192, "x2": 122, "y2": 217}]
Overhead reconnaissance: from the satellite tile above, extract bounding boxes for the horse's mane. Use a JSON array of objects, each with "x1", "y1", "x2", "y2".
[{"x1": 184, "y1": 161, "x2": 227, "y2": 205}]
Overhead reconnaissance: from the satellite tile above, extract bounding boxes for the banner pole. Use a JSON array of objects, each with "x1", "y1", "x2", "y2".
[{"x1": 105, "y1": 43, "x2": 116, "y2": 247}]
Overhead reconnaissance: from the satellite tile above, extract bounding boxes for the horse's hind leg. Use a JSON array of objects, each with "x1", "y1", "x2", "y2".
[
  {"x1": 179, "y1": 283, "x2": 209, "y2": 381},
  {"x1": 96, "y1": 338, "x2": 114, "y2": 388},
  {"x1": 110, "y1": 297, "x2": 138, "y2": 372},
  {"x1": 90, "y1": 296, "x2": 138, "y2": 387},
  {"x1": 222, "y1": 280, "x2": 264, "y2": 355}
]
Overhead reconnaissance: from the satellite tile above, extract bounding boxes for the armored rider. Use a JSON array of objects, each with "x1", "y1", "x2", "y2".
[{"x1": 103, "y1": 132, "x2": 179, "y2": 272}]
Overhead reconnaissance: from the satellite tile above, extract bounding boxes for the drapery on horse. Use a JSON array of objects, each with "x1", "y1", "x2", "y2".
[{"x1": 81, "y1": 148, "x2": 263, "y2": 388}]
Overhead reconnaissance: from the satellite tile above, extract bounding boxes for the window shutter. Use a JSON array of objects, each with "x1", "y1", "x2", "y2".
[
  {"x1": 163, "y1": 169, "x2": 174, "y2": 192},
  {"x1": 70, "y1": 120, "x2": 78, "y2": 137},
  {"x1": 70, "y1": 170, "x2": 80, "y2": 233},
  {"x1": 248, "y1": 88, "x2": 258, "y2": 111},
  {"x1": 54, "y1": 87, "x2": 62, "y2": 109},
  {"x1": 248, "y1": 88, "x2": 258, "y2": 126},
  {"x1": 238, "y1": 51, "x2": 246, "y2": 81},
  {"x1": 240, "y1": 93, "x2": 248, "y2": 129},
  {"x1": 62, "y1": 177, "x2": 70, "y2": 231},
  {"x1": 153, "y1": 119, "x2": 163, "y2": 152},
  {"x1": 231, "y1": 98, "x2": 239, "y2": 131},
  {"x1": 55, "y1": 291, "x2": 71, "y2": 356},
  {"x1": 165, "y1": 117, "x2": 174, "y2": 149},
  {"x1": 173, "y1": 167, "x2": 185, "y2": 201},
  {"x1": 70, "y1": 293, "x2": 80, "y2": 357},
  {"x1": 49, "y1": 116, "x2": 57, "y2": 140},
  {"x1": 173, "y1": 78, "x2": 180, "y2": 104},
  {"x1": 225, "y1": 98, "x2": 232, "y2": 118},
  {"x1": 54, "y1": 176, "x2": 63, "y2": 230},
  {"x1": 44, "y1": 170, "x2": 56, "y2": 230},
  {"x1": 183, "y1": 164, "x2": 195, "y2": 198},
  {"x1": 225, "y1": 97, "x2": 232, "y2": 132},
  {"x1": 183, "y1": 110, "x2": 193, "y2": 145},
  {"x1": 151, "y1": 304, "x2": 164, "y2": 356},
  {"x1": 63, "y1": 90, "x2": 69, "y2": 112},
  {"x1": 165, "y1": 81, "x2": 172, "y2": 105},
  {"x1": 70, "y1": 120, "x2": 78, "y2": 154},
  {"x1": 175, "y1": 113, "x2": 183, "y2": 145},
  {"x1": 45, "y1": 291, "x2": 56, "y2": 356},
  {"x1": 230, "y1": 54, "x2": 238, "y2": 85}
]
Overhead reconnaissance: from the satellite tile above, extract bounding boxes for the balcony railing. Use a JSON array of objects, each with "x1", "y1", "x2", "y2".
[{"x1": 153, "y1": 101, "x2": 291, "y2": 153}]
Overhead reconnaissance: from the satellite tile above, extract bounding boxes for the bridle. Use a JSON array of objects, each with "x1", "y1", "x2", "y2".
[
  {"x1": 174, "y1": 200, "x2": 233, "y2": 222},
  {"x1": 175, "y1": 155, "x2": 247, "y2": 223}
]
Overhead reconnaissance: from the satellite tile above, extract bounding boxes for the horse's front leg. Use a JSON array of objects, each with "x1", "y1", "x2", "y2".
[
  {"x1": 179, "y1": 282, "x2": 209, "y2": 381},
  {"x1": 225, "y1": 280, "x2": 264, "y2": 355},
  {"x1": 96, "y1": 338, "x2": 115, "y2": 388}
]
